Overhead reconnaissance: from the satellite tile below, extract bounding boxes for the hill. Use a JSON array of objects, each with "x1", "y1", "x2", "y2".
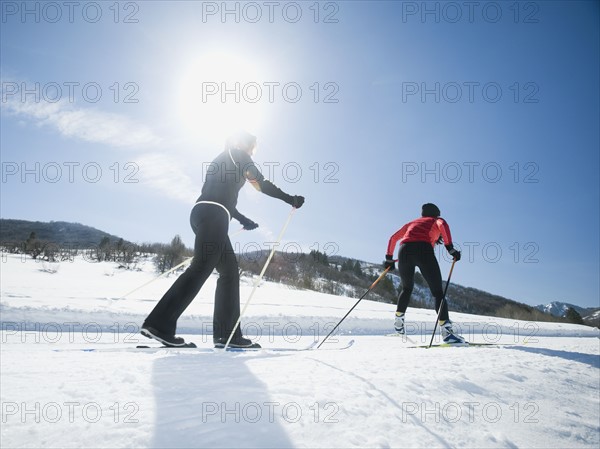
[
  {"x1": 0, "y1": 219, "x2": 126, "y2": 246},
  {"x1": 1, "y1": 219, "x2": 594, "y2": 327},
  {"x1": 535, "y1": 301, "x2": 600, "y2": 328},
  {"x1": 238, "y1": 250, "x2": 579, "y2": 325},
  {"x1": 535, "y1": 301, "x2": 594, "y2": 317}
]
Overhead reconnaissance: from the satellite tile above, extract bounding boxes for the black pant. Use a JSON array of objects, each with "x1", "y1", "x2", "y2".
[
  {"x1": 144, "y1": 203, "x2": 243, "y2": 340},
  {"x1": 396, "y1": 241, "x2": 449, "y2": 322}
]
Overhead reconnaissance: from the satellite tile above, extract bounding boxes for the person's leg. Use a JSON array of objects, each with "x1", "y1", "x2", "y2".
[
  {"x1": 396, "y1": 243, "x2": 417, "y2": 314},
  {"x1": 415, "y1": 243, "x2": 449, "y2": 322},
  {"x1": 415, "y1": 243, "x2": 464, "y2": 343},
  {"x1": 212, "y1": 237, "x2": 241, "y2": 341},
  {"x1": 144, "y1": 205, "x2": 229, "y2": 336}
]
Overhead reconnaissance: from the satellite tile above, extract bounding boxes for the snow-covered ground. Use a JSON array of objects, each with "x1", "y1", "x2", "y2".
[{"x1": 1, "y1": 254, "x2": 599, "y2": 448}]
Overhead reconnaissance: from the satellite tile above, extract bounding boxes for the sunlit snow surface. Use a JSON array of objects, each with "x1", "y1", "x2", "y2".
[{"x1": 1, "y1": 255, "x2": 598, "y2": 448}]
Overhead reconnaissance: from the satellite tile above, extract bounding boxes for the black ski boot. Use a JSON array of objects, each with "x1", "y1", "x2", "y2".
[
  {"x1": 214, "y1": 336, "x2": 261, "y2": 349},
  {"x1": 141, "y1": 325, "x2": 188, "y2": 347}
]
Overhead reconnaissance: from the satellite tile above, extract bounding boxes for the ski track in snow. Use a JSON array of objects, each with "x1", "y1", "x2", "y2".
[{"x1": 1, "y1": 255, "x2": 599, "y2": 448}]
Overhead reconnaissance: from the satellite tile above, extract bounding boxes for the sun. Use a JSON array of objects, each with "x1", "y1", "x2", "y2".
[{"x1": 175, "y1": 51, "x2": 267, "y2": 145}]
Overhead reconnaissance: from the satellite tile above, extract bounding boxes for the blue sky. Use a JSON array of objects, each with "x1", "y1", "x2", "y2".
[{"x1": 1, "y1": 1, "x2": 598, "y2": 309}]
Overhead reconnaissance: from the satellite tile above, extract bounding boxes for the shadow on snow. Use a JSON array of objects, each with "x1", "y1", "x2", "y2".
[
  {"x1": 149, "y1": 352, "x2": 294, "y2": 449},
  {"x1": 509, "y1": 346, "x2": 600, "y2": 369}
]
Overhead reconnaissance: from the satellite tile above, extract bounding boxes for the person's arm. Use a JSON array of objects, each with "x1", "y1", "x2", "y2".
[
  {"x1": 239, "y1": 154, "x2": 304, "y2": 208},
  {"x1": 386, "y1": 224, "x2": 409, "y2": 257},
  {"x1": 383, "y1": 224, "x2": 408, "y2": 271},
  {"x1": 232, "y1": 209, "x2": 258, "y2": 230},
  {"x1": 437, "y1": 218, "x2": 461, "y2": 261},
  {"x1": 436, "y1": 218, "x2": 452, "y2": 246}
]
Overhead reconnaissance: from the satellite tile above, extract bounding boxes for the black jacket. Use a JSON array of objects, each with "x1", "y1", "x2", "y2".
[{"x1": 197, "y1": 148, "x2": 293, "y2": 222}]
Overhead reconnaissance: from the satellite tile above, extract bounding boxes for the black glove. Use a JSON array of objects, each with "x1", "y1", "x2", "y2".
[
  {"x1": 239, "y1": 216, "x2": 259, "y2": 231},
  {"x1": 288, "y1": 195, "x2": 305, "y2": 209},
  {"x1": 383, "y1": 254, "x2": 396, "y2": 271},
  {"x1": 445, "y1": 244, "x2": 461, "y2": 261}
]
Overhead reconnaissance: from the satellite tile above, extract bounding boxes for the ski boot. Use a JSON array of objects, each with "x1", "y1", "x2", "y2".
[
  {"x1": 141, "y1": 325, "x2": 188, "y2": 347},
  {"x1": 214, "y1": 336, "x2": 261, "y2": 349},
  {"x1": 440, "y1": 320, "x2": 466, "y2": 344},
  {"x1": 394, "y1": 312, "x2": 405, "y2": 334}
]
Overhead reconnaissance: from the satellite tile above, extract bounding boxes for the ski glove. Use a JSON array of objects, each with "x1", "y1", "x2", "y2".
[
  {"x1": 288, "y1": 195, "x2": 305, "y2": 209},
  {"x1": 233, "y1": 210, "x2": 259, "y2": 231},
  {"x1": 445, "y1": 244, "x2": 461, "y2": 261},
  {"x1": 239, "y1": 216, "x2": 259, "y2": 231},
  {"x1": 383, "y1": 255, "x2": 396, "y2": 271}
]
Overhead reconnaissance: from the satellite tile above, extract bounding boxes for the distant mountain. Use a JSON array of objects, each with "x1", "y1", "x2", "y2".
[
  {"x1": 582, "y1": 309, "x2": 600, "y2": 328},
  {"x1": 534, "y1": 302, "x2": 600, "y2": 328},
  {"x1": 534, "y1": 301, "x2": 593, "y2": 318},
  {"x1": 0, "y1": 219, "x2": 127, "y2": 246}
]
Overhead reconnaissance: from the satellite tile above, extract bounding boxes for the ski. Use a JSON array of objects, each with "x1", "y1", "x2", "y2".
[
  {"x1": 384, "y1": 333, "x2": 418, "y2": 345},
  {"x1": 140, "y1": 342, "x2": 199, "y2": 349},
  {"x1": 316, "y1": 339, "x2": 355, "y2": 351},
  {"x1": 404, "y1": 342, "x2": 513, "y2": 349},
  {"x1": 53, "y1": 339, "x2": 354, "y2": 353}
]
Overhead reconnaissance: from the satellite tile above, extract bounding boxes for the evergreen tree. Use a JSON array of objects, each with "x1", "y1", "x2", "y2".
[
  {"x1": 25, "y1": 232, "x2": 43, "y2": 259},
  {"x1": 341, "y1": 259, "x2": 353, "y2": 272},
  {"x1": 167, "y1": 235, "x2": 186, "y2": 269},
  {"x1": 379, "y1": 276, "x2": 396, "y2": 300},
  {"x1": 116, "y1": 238, "x2": 124, "y2": 261},
  {"x1": 98, "y1": 236, "x2": 111, "y2": 261},
  {"x1": 310, "y1": 249, "x2": 330, "y2": 266},
  {"x1": 565, "y1": 307, "x2": 584, "y2": 325},
  {"x1": 153, "y1": 235, "x2": 187, "y2": 273}
]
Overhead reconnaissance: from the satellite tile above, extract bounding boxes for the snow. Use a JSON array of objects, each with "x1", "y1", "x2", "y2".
[
  {"x1": 1, "y1": 254, "x2": 599, "y2": 448},
  {"x1": 587, "y1": 310, "x2": 600, "y2": 319}
]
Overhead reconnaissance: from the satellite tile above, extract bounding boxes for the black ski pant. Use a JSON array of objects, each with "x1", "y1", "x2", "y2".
[
  {"x1": 144, "y1": 203, "x2": 243, "y2": 340},
  {"x1": 396, "y1": 241, "x2": 449, "y2": 322}
]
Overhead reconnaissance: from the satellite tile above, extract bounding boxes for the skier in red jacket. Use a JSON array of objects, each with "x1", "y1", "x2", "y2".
[{"x1": 384, "y1": 203, "x2": 465, "y2": 344}]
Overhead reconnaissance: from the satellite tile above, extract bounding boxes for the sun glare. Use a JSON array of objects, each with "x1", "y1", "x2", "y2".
[{"x1": 176, "y1": 51, "x2": 267, "y2": 145}]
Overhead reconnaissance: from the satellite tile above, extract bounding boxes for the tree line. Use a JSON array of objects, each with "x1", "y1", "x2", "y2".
[
  {"x1": 1, "y1": 231, "x2": 192, "y2": 273},
  {"x1": 1, "y1": 225, "x2": 590, "y2": 326}
]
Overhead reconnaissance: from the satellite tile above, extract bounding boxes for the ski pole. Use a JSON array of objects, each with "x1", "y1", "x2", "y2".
[
  {"x1": 427, "y1": 259, "x2": 456, "y2": 348},
  {"x1": 117, "y1": 227, "x2": 245, "y2": 300},
  {"x1": 317, "y1": 265, "x2": 394, "y2": 349},
  {"x1": 223, "y1": 208, "x2": 297, "y2": 350},
  {"x1": 118, "y1": 257, "x2": 193, "y2": 300}
]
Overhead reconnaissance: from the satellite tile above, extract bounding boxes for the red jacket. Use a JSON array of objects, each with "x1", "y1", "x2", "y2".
[{"x1": 387, "y1": 217, "x2": 453, "y2": 255}]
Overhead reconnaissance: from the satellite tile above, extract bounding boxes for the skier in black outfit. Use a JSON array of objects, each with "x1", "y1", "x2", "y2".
[{"x1": 141, "y1": 131, "x2": 305, "y2": 348}]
